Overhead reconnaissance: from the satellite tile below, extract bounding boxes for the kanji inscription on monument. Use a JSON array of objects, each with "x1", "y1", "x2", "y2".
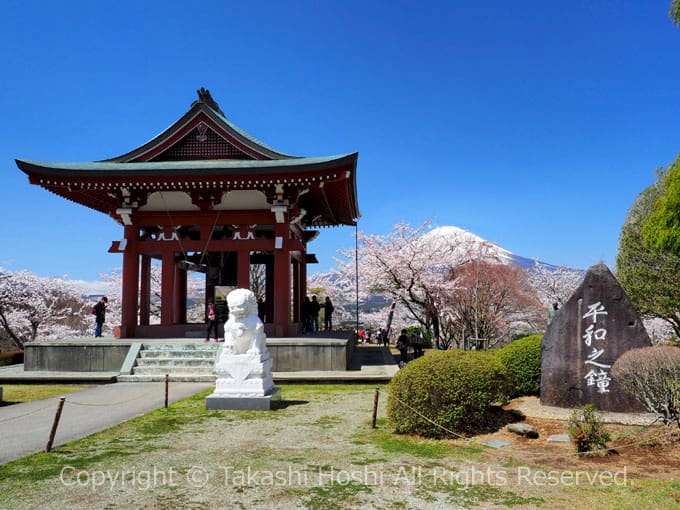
[{"x1": 540, "y1": 263, "x2": 651, "y2": 412}]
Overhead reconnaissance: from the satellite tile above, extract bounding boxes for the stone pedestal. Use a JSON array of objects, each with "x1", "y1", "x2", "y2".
[
  {"x1": 206, "y1": 388, "x2": 281, "y2": 410},
  {"x1": 206, "y1": 351, "x2": 280, "y2": 410}
]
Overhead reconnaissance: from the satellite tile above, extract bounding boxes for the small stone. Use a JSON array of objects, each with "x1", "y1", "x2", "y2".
[
  {"x1": 507, "y1": 423, "x2": 539, "y2": 438},
  {"x1": 547, "y1": 434, "x2": 571, "y2": 443},
  {"x1": 482, "y1": 439, "x2": 512, "y2": 449}
]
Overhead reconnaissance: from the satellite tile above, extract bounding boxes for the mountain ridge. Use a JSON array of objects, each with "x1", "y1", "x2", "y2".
[{"x1": 422, "y1": 225, "x2": 564, "y2": 271}]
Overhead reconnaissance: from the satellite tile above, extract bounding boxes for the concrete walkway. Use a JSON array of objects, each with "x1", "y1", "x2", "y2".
[{"x1": 0, "y1": 382, "x2": 212, "y2": 464}]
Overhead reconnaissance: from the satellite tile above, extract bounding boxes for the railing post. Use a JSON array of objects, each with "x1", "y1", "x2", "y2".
[
  {"x1": 45, "y1": 397, "x2": 66, "y2": 452},
  {"x1": 371, "y1": 388, "x2": 380, "y2": 428}
]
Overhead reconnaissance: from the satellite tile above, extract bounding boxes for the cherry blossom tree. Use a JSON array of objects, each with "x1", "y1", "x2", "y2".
[
  {"x1": 324, "y1": 221, "x2": 542, "y2": 348},
  {"x1": 98, "y1": 265, "x2": 206, "y2": 333},
  {"x1": 307, "y1": 269, "x2": 359, "y2": 329},
  {"x1": 0, "y1": 268, "x2": 90, "y2": 349},
  {"x1": 527, "y1": 260, "x2": 583, "y2": 307},
  {"x1": 444, "y1": 259, "x2": 543, "y2": 349}
]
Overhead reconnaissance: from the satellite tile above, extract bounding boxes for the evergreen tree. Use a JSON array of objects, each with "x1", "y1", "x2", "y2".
[{"x1": 617, "y1": 166, "x2": 680, "y2": 337}]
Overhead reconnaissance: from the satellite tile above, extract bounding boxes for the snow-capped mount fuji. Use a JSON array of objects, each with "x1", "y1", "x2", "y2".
[{"x1": 420, "y1": 226, "x2": 558, "y2": 270}]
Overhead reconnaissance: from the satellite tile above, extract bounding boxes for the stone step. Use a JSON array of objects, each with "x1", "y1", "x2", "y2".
[
  {"x1": 140, "y1": 350, "x2": 216, "y2": 359},
  {"x1": 136, "y1": 357, "x2": 215, "y2": 368},
  {"x1": 124, "y1": 341, "x2": 223, "y2": 382},
  {"x1": 140, "y1": 343, "x2": 220, "y2": 351},
  {"x1": 118, "y1": 374, "x2": 217, "y2": 383},
  {"x1": 132, "y1": 366, "x2": 216, "y2": 376},
  {"x1": 185, "y1": 331, "x2": 209, "y2": 338}
]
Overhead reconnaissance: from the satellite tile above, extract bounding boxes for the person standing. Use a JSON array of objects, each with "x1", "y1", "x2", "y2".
[
  {"x1": 380, "y1": 327, "x2": 390, "y2": 347},
  {"x1": 301, "y1": 296, "x2": 311, "y2": 333},
  {"x1": 205, "y1": 300, "x2": 219, "y2": 342},
  {"x1": 323, "y1": 297, "x2": 334, "y2": 331},
  {"x1": 93, "y1": 296, "x2": 108, "y2": 338},
  {"x1": 411, "y1": 328, "x2": 424, "y2": 358},
  {"x1": 310, "y1": 296, "x2": 321, "y2": 332},
  {"x1": 257, "y1": 298, "x2": 266, "y2": 323},
  {"x1": 396, "y1": 329, "x2": 410, "y2": 368}
]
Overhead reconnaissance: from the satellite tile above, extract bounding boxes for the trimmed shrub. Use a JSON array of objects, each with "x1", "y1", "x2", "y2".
[
  {"x1": 568, "y1": 404, "x2": 611, "y2": 456},
  {"x1": 495, "y1": 334, "x2": 542, "y2": 397},
  {"x1": 0, "y1": 350, "x2": 24, "y2": 366},
  {"x1": 611, "y1": 345, "x2": 680, "y2": 428},
  {"x1": 387, "y1": 349, "x2": 512, "y2": 438}
]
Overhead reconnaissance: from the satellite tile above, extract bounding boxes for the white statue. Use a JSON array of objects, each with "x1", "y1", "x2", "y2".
[
  {"x1": 222, "y1": 288, "x2": 268, "y2": 356},
  {"x1": 207, "y1": 288, "x2": 276, "y2": 409}
]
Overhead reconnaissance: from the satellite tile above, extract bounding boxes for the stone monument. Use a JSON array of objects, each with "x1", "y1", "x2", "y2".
[
  {"x1": 540, "y1": 263, "x2": 651, "y2": 412},
  {"x1": 206, "y1": 288, "x2": 281, "y2": 410}
]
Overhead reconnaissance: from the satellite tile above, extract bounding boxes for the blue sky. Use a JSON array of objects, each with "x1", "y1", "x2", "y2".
[{"x1": 1, "y1": 1, "x2": 679, "y2": 283}]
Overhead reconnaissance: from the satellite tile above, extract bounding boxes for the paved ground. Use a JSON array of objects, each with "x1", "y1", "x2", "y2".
[{"x1": 0, "y1": 382, "x2": 214, "y2": 464}]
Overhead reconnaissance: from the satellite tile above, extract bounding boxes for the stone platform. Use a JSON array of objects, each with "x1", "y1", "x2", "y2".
[
  {"x1": 22, "y1": 333, "x2": 353, "y2": 373},
  {"x1": 1, "y1": 338, "x2": 397, "y2": 384},
  {"x1": 206, "y1": 387, "x2": 282, "y2": 410}
]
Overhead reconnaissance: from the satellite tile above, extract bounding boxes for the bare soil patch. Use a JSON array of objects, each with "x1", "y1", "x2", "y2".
[{"x1": 474, "y1": 397, "x2": 680, "y2": 480}]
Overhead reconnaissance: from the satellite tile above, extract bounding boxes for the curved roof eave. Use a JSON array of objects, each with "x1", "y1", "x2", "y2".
[{"x1": 16, "y1": 153, "x2": 358, "y2": 178}]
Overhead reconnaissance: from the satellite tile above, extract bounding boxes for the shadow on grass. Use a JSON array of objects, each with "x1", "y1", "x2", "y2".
[{"x1": 272, "y1": 399, "x2": 309, "y2": 410}]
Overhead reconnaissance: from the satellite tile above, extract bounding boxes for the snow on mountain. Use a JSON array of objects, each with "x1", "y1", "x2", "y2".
[{"x1": 421, "y1": 226, "x2": 559, "y2": 270}]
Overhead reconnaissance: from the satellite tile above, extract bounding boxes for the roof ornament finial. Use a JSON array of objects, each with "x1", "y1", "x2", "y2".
[{"x1": 193, "y1": 87, "x2": 224, "y2": 116}]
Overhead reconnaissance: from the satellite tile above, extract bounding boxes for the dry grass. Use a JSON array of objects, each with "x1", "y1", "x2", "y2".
[{"x1": 0, "y1": 384, "x2": 678, "y2": 509}]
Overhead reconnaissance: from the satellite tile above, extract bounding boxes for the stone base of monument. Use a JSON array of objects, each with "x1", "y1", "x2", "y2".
[
  {"x1": 206, "y1": 351, "x2": 280, "y2": 411},
  {"x1": 206, "y1": 387, "x2": 281, "y2": 410}
]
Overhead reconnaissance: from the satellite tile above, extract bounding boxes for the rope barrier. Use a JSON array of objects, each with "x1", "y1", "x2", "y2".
[
  {"x1": 0, "y1": 385, "x2": 165, "y2": 420},
  {"x1": 0, "y1": 402, "x2": 55, "y2": 423},
  {"x1": 65, "y1": 387, "x2": 161, "y2": 407},
  {"x1": 381, "y1": 388, "x2": 468, "y2": 440}
]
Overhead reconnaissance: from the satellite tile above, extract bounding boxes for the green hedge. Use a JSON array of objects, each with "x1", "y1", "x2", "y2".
[
  {"x1": 0, "y1": 350, "x2": 24, "y2": 366},
  {"x1": 495, "y1": 334, "x2": 542, "y2": 397},
  {"x1": 387, "y1": 349, "x2": 512, "y2": 438}
]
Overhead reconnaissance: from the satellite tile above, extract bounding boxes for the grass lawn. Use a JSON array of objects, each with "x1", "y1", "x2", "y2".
[
  {"x1": 0, "y1": 384, "x2": 678, "y2": 509},
  {"x1": 0, "y1": 384, "x2": 94, "y2": 406}
]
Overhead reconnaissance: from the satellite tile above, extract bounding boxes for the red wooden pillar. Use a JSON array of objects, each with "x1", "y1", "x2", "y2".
[
  {"x1": 161, "y1": 251, "x2": 175, "y2": 326},
  {"x1": 265, "y1": 257, "x2": 274, "y2": 324},
  {"x1": 300, "y1": 255, "x2": 308, "y2": 307},
  {"x1": 120, "y1": 225, "x2": 139, "y2": 338},
  {"x1": 174, "y1": 264, "x2": 187, "y2": 324},
  {"x1": 237, "y1": 250, "x2": 250, "y2": 289},
  {"x1": 139, "y1": 254, "x2": 151, "y2": 326},
  {"x1": 273, "y1": 249, "x2": 290, "y2": 337},
  {"x1": 292, "y1": 256, "x2": 300, "y2": 323}
]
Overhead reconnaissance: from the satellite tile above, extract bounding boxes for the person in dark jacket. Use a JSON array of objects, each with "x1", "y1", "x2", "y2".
[
  {"x1": 396, "y1": 329, "x2": 410, "y2": 368},
  {"x1": 411, "y1": 328, "x2": 424, "y2": 358},
  {"x1": 310, "y1": 296, "x2": 321, "y2": 332},
  {"x1": 301, "y1": 296, "x2": 311, "y2": 333},
  {"x1": 323, "y1": 297, "x2": 334, "y2": 331},
  {"x1": 93, "y1": 296, "x2": 108, "y2": 338}
]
